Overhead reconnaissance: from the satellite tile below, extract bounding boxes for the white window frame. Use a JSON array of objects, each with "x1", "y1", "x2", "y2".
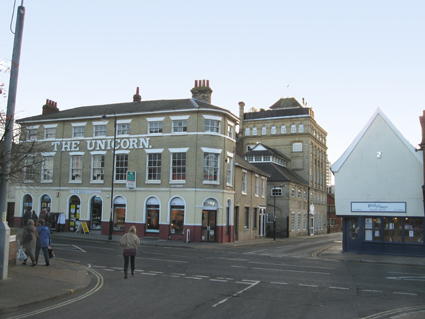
[
  {"x1": 261, "y1": 126, "x2": 267, "y2": 135},
  {"x1": 116, "y1": 119, "x2": 131, "y2": 136},
  {"x1": 252, "y1": 127, "x2": 257, "y2": 136},
  {"x1": 44, "y1": 124, "x2": 57, "y2": 140},
  {"x1": 291, "y1": 124, "x2": 296, "y2": 133},
  {"x1": 24, "y1": 155, "x2": 36, "y2": 182},
  {"x1": 262, "y1": 177, "x2": 266, "y2": 198},
  {"x1": 69, "y1": 152, "x2": 84, "y2": 183},
  {"x1": 281, "y1": 125, "x2": 286, "y2": 134},
  {"x1": 147, "y1": 117, "x2": 165, "y2": 134},
  {"x1": 171, "y1": 115, "x2": 189, "y2": 133},
  {"x1": 271, "y1": 126, "x2": 276, "y2": 134},
  {"x1": 145, "y1": 148, "x2": 164, "y2": 184},
  {"x1": 226, "y1": 151, "x2": 234, "y2": 186},
  {"x1": 293, "y1": 142, "x2": 303, "y2": 152},
  {"x1": 93, "y1": 121, "x2": 107, "y2": 137},
  {"x1": 255, "y1": 175, "x2": 259, "y2": 197},
  {"x1": 169, "y1": 148, "x2": 188, "y2": 183},
  {"x1": 72, "y1": 122, "x2": 86, "y2": 138},
  {"x1": 41, "y1": 152, "x2": 55, "y2": 183},
  {"x1": 203, "y1": 115, "x2": 222, "y2": 134},
  {"x1": 242, "y1": 170, "x2": 247, "y2": 195},
  {"x1": 27, "y1": 126, "x2": 39, "y2": 141},
  {"x1": 227, "y1": 122, "x2": 235, "y2": 139},
  {"x1": 291, "y1": 188, "x2": 295, "y2": 197},
  {"x1": 201, "y1": 147, "x2": 222, "y2": 185},
  {"x1": 115, "y1": 150, "x2": 130, "y2": 183},
  {"x1": 91, "y1": 151, "x2": 106, "y2": 183},
  {"x1": 245, "y1": 127, "x2": 250, "y2": 136},
  {"x1": 299, "y1": 124, "x2": 304, "y2": 133}
]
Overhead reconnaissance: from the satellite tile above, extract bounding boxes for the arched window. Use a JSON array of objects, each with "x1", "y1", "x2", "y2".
[
  {"x1": 113, "y1": 196, "x2": 126, "y2": 232},
  {"x1": 170, "y1": 197, "x2": 185, "y2": 235},
  {"x1": 146, "y1": 197, "x2": 160, "y2": 231}
]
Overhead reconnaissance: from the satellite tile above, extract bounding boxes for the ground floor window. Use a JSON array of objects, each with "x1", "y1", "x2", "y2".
[
  {"x1": 146, "y1": 197, "x2": 160, "y2": 231},
  {"x1": 170, "y1": 197, "x2": 184, "y2": 234},
  {"x1": 364, "y1": 217, "x2": 423, "y2": 243},
  {"x1": 90, "y1": 196, "x2": 102, "y2": 229},
  {"x1": 113, "y1": 196, "x2": 126, "y2": 231}
]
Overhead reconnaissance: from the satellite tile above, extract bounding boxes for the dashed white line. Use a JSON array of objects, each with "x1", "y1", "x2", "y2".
[
  {"x1": 299, "y1": 284, "x2": 318, "y2": 288},
  {"x1": 271, "y1": 282, "x2": 288, "y2": 285},
  {"x1": 394, "y1": 292, "x2": 418, "y2": 296},
  {"x1": 362, "y1": 290, "x2": 382, "y2": 293},
  {"x1": 329, "y1": 287, "x2": 349, "y2": 290}
]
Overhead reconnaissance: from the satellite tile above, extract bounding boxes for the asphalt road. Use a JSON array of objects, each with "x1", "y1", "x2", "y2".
[{"x1": 5, "y1": 234, "x2": 425, "y2": 319}]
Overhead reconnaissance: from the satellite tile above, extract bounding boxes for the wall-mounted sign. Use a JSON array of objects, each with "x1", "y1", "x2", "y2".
[
  {"x1": 351, "y1": 202, "x2": 406, "y2": 213},
  {"x1": 127, "y1": 171, "x2": 136, "y2": 188}
]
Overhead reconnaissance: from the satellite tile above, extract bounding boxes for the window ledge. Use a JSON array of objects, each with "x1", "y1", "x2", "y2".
[{"x1": 41, "y1": 180, "x2": 53, "y2": 183}]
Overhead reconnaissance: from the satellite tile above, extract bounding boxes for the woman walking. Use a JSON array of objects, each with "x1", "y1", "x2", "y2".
[
  {"x1": 35, "y1": 219, "x2": 52, "y2": 266},
  {"x1": 21, "y1": 219, "x2": 39, "y2": 266},
  {"x1": 119, "y1": 225, "x2": 140, "y2": 279}
]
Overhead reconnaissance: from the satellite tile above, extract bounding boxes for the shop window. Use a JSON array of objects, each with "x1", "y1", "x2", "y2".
[
  {"x1": 253, "y1": 208, "x2": 257, "y2": 229},
  {"x1": 113, "y1": 196, "x2": 126, "y2": 232},
  {"x1": 146, "y1": 197, "x2": 160, "y2": 232},
  {"x1": 90, "y1": 196, "x2": 102, "y2": 230},
  {"x1": 383, "y1": 217, "x2": 402, "y2": 242},
  {"x1": 170, "y1": 198, "x2": 184, "y2": 235},
  {"x1": 364, "y1": 217, "x2": 383, "y2": 241},
  {"x1": 404, "y1": 218, "x2": 423, "y2": 243}
]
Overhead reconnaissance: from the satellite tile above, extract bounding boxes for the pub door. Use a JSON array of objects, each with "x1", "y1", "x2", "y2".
[{"x1": 201, "y1": 210, "x2": 216, "y2": 242}]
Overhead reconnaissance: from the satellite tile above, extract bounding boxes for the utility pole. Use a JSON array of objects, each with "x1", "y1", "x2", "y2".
[{"x1": 0, "y1": 2, "x2": 25, "y2": 280}]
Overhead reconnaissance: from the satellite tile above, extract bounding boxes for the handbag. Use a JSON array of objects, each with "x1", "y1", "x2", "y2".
[
  {"x1": 48, "y1": 247, "x2": 55, "y2": 258},
  {"x1": 119, "y1": 234, "x2": 128, "y2": 247},
  {"x1": 18, "y1": 248, "x2": 27, "y2": 260}
]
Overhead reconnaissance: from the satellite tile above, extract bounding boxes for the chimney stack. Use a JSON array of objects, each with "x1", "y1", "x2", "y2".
[
  {"x1": 239, "y1": 101, "x2": 245, "y2": 135},
  {"x1": 133, "y1": 87, "x2": 142, "y2": 102},
  {"x1": 42, "y1": 99, "x2": 59, "y2": 115},
  {"x1": 190, "y1": 79, "x2": 213, "y2": 104}
]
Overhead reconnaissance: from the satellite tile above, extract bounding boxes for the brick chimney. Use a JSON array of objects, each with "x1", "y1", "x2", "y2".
[
  {"x1": 238, "y1": 101, "x2": 245, "y2": 135},
  {"x1": 190, "y1": 80, "x2": 213, "y2": 104},
  {"x1": 42, "y1": 99, "x2": 59, "y2": 115},
  {"x1": 133, "y1": 87, "x2": 141, "y2": 102}
]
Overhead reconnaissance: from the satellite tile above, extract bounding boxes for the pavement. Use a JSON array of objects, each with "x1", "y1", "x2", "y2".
[{"x1": 1, "y1": 230, "x2": 425, "y2": 317}]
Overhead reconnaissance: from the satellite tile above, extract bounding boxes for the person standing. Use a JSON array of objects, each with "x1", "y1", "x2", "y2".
[
  {"x1": 21, "y1": 219, "x2": 39, "y2": 266},
  {"x1": 31, "y1": 210, "x2": 38, "y2": 225},
  {"x1": 119, "y1": 225, "x2": 140, "y2": 279},
  {"x1": 23, "y1": 210, "x2": 31, "y2": 227},
  {"x1": 57, "y1": 213, "x2": 65, "y2": 232},
  {"x1": 35, "y1": 219, "x2": 51, "y2": 266}
]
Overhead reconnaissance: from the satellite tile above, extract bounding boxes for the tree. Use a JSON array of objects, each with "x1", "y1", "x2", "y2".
[
  {"x1": 0, "y1": 111, "x2": 48, "y2": 185},
  {"x1": 0, "y1": 58, "x2": 10, "y2": 99},
  {"x1": 248, "y1": 106, "x2": 258, "y2": 113}
]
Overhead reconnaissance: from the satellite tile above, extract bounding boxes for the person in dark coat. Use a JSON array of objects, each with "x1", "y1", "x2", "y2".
[
  {"x1": 31, "y1": 210, "x2": 38, "y2": 225},
  {"x1": 21, "y1": 219, "x2": 39, "y2": 266},
  {"x1": 35, "y1": 219, "x2": 51, "y2": 266},
  {"x1": 23, "y1": 210, "x2": 31, "y2": 227}
]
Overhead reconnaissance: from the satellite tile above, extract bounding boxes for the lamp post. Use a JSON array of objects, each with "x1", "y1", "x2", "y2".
[{"x1": 102, "y1": 109, "x2": 116, "y2": 240}]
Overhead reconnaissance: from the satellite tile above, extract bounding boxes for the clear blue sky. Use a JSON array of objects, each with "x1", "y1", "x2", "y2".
[{"x1": 1, "y1": 0, "x2": 424, "y2": 167}]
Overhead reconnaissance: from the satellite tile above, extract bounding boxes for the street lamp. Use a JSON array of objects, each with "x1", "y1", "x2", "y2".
[{"x1": 102, "y1": 108, "x2": 117, "y2": 240}]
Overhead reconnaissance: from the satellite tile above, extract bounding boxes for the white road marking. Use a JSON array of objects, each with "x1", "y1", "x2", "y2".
[
  {"x1": 212, "y1": 281, "x2": 260, "y2": 307},
  {"x1": 271, "y1": 282, "x2": 288, "y2": 285},
  {"x1": 232, "y1": 265, "x2": 330, "y2": 275},
  {"x1": 362, "y1": 290, "x2": 382, "y2": 293},
  {"x1": 54, "y1": 258, "x2": 81, "y2": 263},
  {"x1": 210, "y1": 279, "x2": 227, "y2": 282},
  {"x1": 249, "y1": 261, "x2": 336, "y2": 270},
  {"x1": 329, "y1": 287, "x2": 349, "y2": 290},
  {"x1": 185, "y1": 276, "x2": 203, "y2": 280},
  {"x1": 299, "y1": 284, "x2": 318, "y2": 288},
  {"x1": 394, "y1": 292, "x2": 417, "y2": 296}
]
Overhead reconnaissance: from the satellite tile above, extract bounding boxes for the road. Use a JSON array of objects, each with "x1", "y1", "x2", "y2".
[{"x1": 5, "y1": 233, "x2": 425, "y2": 319}]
